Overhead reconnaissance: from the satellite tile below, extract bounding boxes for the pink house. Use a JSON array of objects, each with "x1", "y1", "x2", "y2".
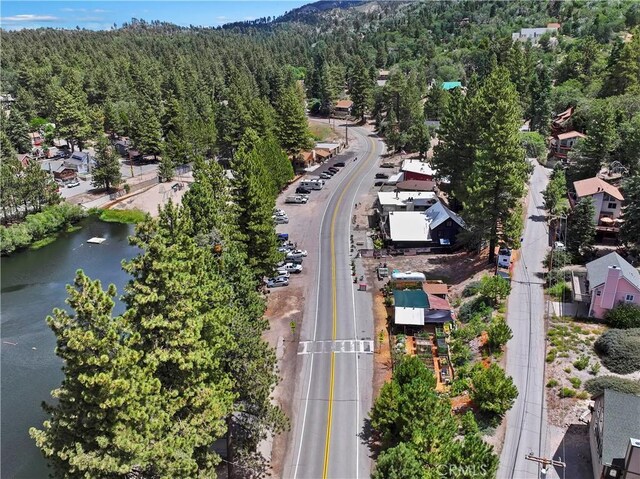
[{"x1": 586, "y1": 252, "x2": 640, "y2": 319}]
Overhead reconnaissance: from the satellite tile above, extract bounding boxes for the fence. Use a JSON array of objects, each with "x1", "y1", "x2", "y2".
[{"x1": 359, "y1": 246, "x2": 451, "y2": 258}]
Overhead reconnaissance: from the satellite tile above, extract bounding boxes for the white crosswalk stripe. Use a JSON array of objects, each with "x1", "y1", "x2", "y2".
[{"x1": 297, "y1": 340, "x2": 374, "y2": 355}]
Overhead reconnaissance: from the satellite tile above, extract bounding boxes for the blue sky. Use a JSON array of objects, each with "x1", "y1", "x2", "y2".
[{"x1": 0, "y1": 1, "x2": 313, "y2": 30}]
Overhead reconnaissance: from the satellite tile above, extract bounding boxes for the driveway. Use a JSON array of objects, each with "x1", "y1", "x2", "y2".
[{"x1": 499, "y1": 161, "x2": 552, "y2": 478}]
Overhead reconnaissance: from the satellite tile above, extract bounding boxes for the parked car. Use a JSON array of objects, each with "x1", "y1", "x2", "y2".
[
  {"x1": 274, "y1": 268, "x2": 290, "y2": 278},
  {"x1": 334, "y1": 161, "x2": 346, "y2": 167},
  {"x1": 274, "y1": 215, "x2": 289, "y2": 224},
  {"x1": 497, "y1": 248, "x2": 512, "y2": 268},
  {"x1": 375, "y1": 173, "x2": 389, "y2": 179},
  {"x1": 380, "y1": 162, "x2": 395, "y2": 168},
  {"x1": 374, "y1": 180, "x2": 385, "y2": 186},
  {"x1": 278, "y1": 245, "x2": 292, "y2": 253},
  {"x1": 282, "y1": 263, "x2": 303, "y2": 273},
  {"x1": 279, "y1": 256, "x2": 303, "y2": 265},
  {"x1": 554, "y1": 241, "x2": 566, "y2": 251},
  {"x1": 328, "y1": 167, "x2": 339, "y2": 173},
  {"x1": 266, "y1": 277, "x2": 289, "y2": 288},
  {"x1": 66, "y1": 180, "x2": 80, "y2": 188},
  {"x1": 319, "y1": 173, "x2": 332, "y2": 180},
  {"x1": 296, "y1": 186, "x2": 311, "y2": 194},
  {"x1": 286, "y1": 249, "x2": 308, "y2": 259},
  {"x1": 285, "y1": 195, "x2": 308, "y2": 204},
  {"x1": 273, "y1": 209, "x2": 287, "y2": 217},
  {"x1": 277, "y1": 233, "x2": 289, "y2": 242}
]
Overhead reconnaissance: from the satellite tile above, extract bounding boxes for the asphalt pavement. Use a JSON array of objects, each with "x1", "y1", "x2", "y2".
[
  {"x1": 499, "y1": 161, "x2": 552, "y2": 479},
  {"x1": 285, "y1": 125, "x2": 383, "y2": 479}
]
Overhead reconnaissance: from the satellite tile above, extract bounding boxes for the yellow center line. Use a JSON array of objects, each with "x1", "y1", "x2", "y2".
[{"x1": 322, "y1": 135, "x2": 376, "y2": 478}]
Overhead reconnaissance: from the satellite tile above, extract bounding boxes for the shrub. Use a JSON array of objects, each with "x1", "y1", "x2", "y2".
[
  {"x1": 477, "y1": 275, "x2": 511, "y2": 306},
  {"x1": 487, "y1": 316, "x2": 513, "y2": 351},
  {"x1": 545, "y1": 250, "x2": 572, "y2": 272},
  {"x1": 594, "y1": 329, "x2": 640, "y2": 374},
  {"x1": 548, "y1": 282, "x2": 571, "y2": 301},
  {"x1": 462, "y1": 281, "x2": 481, "y2": 298},
  {"x1": 590, "y1": 362, "x2": 601, "y2": 376},
  {"x1": 573, "y1": 355, "x2": 590, "y2": 371},
  {"x1": 569, "y1": 377, "x2": 582, "y2": 388},
  {"x1": 546, "y1": 350, "x2": 557, "y2": 363},
  {"x1": 584, "y1": 376, "x2": 640, "y2": 396},
  {"x1": 576, "y1": 391, "x2": 590, "y2": 400},
  {"x1": 546, "y1": 379, "x2": 559, "y2": 388},
  {"x1": 559, "y1": 387, "x2": 576, "y2": 398},
  {"x1": 605, "y1": 303, "x2": 640, "y2": 329},
  {"x1": 0, "y1": 204, "x2": 86, "y2": 255},
  {"x1": 459, "y1": 297, "x2": 492, "y2": 323},
  {"x1": 471, "y1": 364, "x2": 518, "y2": 417}
]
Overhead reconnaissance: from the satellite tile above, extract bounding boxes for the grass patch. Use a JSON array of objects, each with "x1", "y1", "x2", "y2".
[
  {"x1": 30, "y1": 235, "x2": 57, "y2": 250},
  {"x1": 569, "y1": 377, "x2": 582, "y2": 388},
  {"x1": 546, "y1": 349, "x2": 557, "y2": 363},
  {"x1": 66, "y1": 225, "x2": 82, "y2": 233},
  {"x1": 573, "y1": 355, "x2": 590, "y2": 371},
  {"x1": 548, "y1": 282, "x2": 571, "y2": 301},
  {"x1": 576, "y1": 391, "x2": 590, "y2": 400},
  {"x1": 99, "y1": 208, "x2": 147, "y2": 224},
  {"x1": 546, "y1": 379, "x2": 559, "y2": 388},
  {"x1": 559, "y1": 387, "x2": 576, "y2": 398},
  {"x1": 309, "y1": 123, "x2": 333, "y2": 142}
]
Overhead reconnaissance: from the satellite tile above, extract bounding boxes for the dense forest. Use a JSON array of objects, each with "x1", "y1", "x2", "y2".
[{"x1": 2, "y1": 0, "x2": 640, "y2": 476}]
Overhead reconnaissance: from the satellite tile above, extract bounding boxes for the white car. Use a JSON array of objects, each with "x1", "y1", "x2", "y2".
[
  {"x1": 282, "y1": 263, "x2": 303, "y2": 274},
  {"x1": 274, "y1": 209, "x2": 286, "y2": 216},
  {"x1": 277, "y1": 246, "x2": 292, "y2": 253},
  {"x1": 274, "y1": 215, "x2": 289, "y2": 224},
  {"x1": 66, "y1": 180, "x2": 80, "y2": 188},
  {"x1": 275, "y1": 268, "x2": 290, "y2": 278},
  {"x1": 286, "y1": 249, "x2": 308, "y2": 259},
  {"x1": 266, "y1": 277, "x2": 289, "y2": 288},
  {"x1": 554, "y1": 241, "x2": 566, "y2": 251}
]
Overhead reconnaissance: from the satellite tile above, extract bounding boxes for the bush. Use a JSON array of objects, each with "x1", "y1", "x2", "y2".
[
  {"x1": 584, "y1": 376, "x2": 640, "y2": 396},
  {"x1": 0, "y1": 204, "x2": 86, "y2": 255},
  {"x1": 569, "y1": 377, "x2": 582, "y2": 388},
  {"x1": 590, "y1": 362, "x2": 601, "y2": 376},
  {"x1": 559, "y1": 387, "x2": 576, "y2": 398},
  {"x1": 573, "y1": 355, "x2": 590, "y2": 371},
  {"x1": 462, "y1": 281, "x2": 481, "y2": 298},
  {"x1": 576, "y1": 391, "x2": 590, "y2": 400},
  {"x1": 459, "y1": 297, "x2": 492, "y2": 323},
  {"x1": 545, "y1": 250, "x2": 573, "y2": 272},
  {"x1": 520, "y1": 131, "x2": 547, "y2": 160},
  {"x1": 471, "y1": 364, "x2": 518, "y2": 417},
  {"x1": 548, "y1": 282, "x2": 571, "y2": 301},
  {"x1": 594, "y1": 329, "x2": 640, "y2": 374},
  {"x1": 546, "y1": 350, "x2": 557, "y2": 363},
  {"x1": 477, "y1": 275, "x2": 511, "y2": 306},
  {"x1": 546, "y1": 379, "x2": 559, "y2": 388},
  {"x1": 605, "y1": 303, "x2": 640, "y2": 329}
]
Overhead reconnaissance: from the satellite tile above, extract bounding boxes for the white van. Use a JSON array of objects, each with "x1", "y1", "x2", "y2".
[{"x1": 301, "y1": 179, "x2": 324, "y2": 190}]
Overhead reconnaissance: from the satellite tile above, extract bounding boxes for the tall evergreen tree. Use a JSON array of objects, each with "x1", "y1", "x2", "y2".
[
  {"x1": 619, "y1": 175, "x2": 640, "y2": 251},
  {"x1": 3, "y1": 109, "x2": 32, "y2": 153},
  {"x1": 30, "y1": 272, "x2": 159, "y2": 478},
  {"x1": 130, "y1": 100, "x2": 163, "y2": 159},
  {"x1": 349, "y1": 57, "x2": 373, "y2": 122},
  {"x1": 53, "y1": 82, "x2": 92, "y2": 152},
  {"x1": 463, "y1": 67, "x2": 528, "y2": 260},
  {"x1": 275, "y1": 84, "x2": 312, "y2": 155},
  {"x1": 528, "y1": 64, "x2": 552, "y2": 135},
  {"x1": 567, "y1": 197, "x2": 596, "y2": 260},
  {"x1": 92, "y1": 136, "x2": 122, "y2": 191}
]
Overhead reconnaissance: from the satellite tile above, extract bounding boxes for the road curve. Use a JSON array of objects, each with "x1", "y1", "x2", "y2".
[
  {"x1": 285, "y1": 125, "x2": 383, "y2": 479},
  {"x1": 499, "y1": 162, "x2": 551, "y2": 479}
]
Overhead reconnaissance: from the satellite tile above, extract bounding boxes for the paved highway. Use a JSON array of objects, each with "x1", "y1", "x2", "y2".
[
  {"x1": 286, "y1": 125, "x2": 383, "y2": 478},
  {"x1": 499, "y1": 161, "x2": 551, "y2": 479}
]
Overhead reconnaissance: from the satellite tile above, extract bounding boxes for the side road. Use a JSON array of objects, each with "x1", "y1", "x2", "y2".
[{"x1": 499, "y1": 161, "x2": 552, "y2": 478}]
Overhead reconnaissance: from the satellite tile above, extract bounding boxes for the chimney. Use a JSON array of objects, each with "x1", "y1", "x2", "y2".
[{"x1": 601, "y1": 265, "x2": 622, "y2": 309}]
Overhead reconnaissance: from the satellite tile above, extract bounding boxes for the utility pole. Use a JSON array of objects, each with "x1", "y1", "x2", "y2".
[
  {"x1": 345, "y1": 120, "x2": 349, "y2": 147},
  {"x1": 524, "y1": 452, "x2": 565, "y2": 476}
]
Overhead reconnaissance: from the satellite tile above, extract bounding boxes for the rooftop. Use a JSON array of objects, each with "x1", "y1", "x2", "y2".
[
  {"x1": 395, "y1": 179, "x2": 436, "y2": 191},
  {"x1": 441, "y1": 81, "x2": 462, "y2": 91},
  {"x1": 556, "y1": 130, "x2": 587, "y2": 140},
  {"x1": 335, "y1": 99, "x2": 353, "y2": 109},
  {"x1": 393, "y1": 289, "x2": 430, "y2": 309},
  {"x1": 574, "y1": 177, "x2": 623, "y2": 201},
  {"x1": 377, "y1": 191, "x2": 438, "y2": 207},
  {"x1": 388, "y1": 211, "x2": 431, "y2": 242},
  {"x1": 401, "y1": 159, "x2": 437, "y2": 177},
  {"x1": 423, "y1": 282, "x2": 449, "y2": 296},
  {"x1": 596, "y1": 389, "x2": 640, "y2": 467},
  {"x1": 586, "y1": 252, "x2": 640, "y2": 289},
  {"x1": 424, "y1": 201, "x2": 466, "y2": 229},
  {"x1": 395, "y1": 307, "x2": 425, "y2": 326}
]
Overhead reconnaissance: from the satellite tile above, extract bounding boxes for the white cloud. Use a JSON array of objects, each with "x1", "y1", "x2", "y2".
[
  {"x1": 60, "y1": 8, "x2": 86, "y2": 13},
  {"x1": 93, "y1": 9, "x2": 109, "y2": 13},
  {"x1": 215, "y1": 15, "x2": 228, "y2": 21},
  {"x1": 1, "y1": 14, "x2": 60, "y2": 23}
]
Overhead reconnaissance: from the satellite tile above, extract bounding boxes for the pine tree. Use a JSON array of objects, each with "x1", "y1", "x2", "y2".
[
  {"x1": 275, "y1": 84, "x2": 312, "y2": 154},
  {"x1": 372, "y1": 443, "x2": 424, "y2": 479},
  {"x1": 30, "y1": 271, "x2": 158, "y2": 477},
  {"x1": 231, "y1": 139, "x2": 282, "y2": 280},
  {"x1": 349, "y1": 57, "x2": 373, "y2": 122},
  {"x1": 602, "y1": 30, "x2": 640, "y2": 96},
  {"x1": 123, "y1": 204, "x2": 236, "y2": 476},
  {"x1": 130, "y1": 100, "x2": 163, "y2": 159},
  {"x1": 92, "y1": 136, "x2": 122, "y2": 191},
  {"x1": 423, "y1": 83, "x2": 448, "y2": 121},
  {"x1": 620, "y1": 175, "x2": 640, "y2": 251},
  {"x1": 463, "y1": 67, "x2": 528, "y2": 261},
  {"x1": 53, "y1": 83, "x2": 92, "y2": 152},
  {"x1": 432, "y1": 88, "x2": 476, "y2": 205},
  {"x1": 3, "y1": 109, "x2": 32, "y2": 153},
  {"x1": 567, "y1": 197, "x2": 596, "y2": 260},
  {"x1": 471, "y1": 363, "x2": 518, "y2": 417},
  {"x1": 528, "y1": 64, "x2": 552, "y2": 135}
]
